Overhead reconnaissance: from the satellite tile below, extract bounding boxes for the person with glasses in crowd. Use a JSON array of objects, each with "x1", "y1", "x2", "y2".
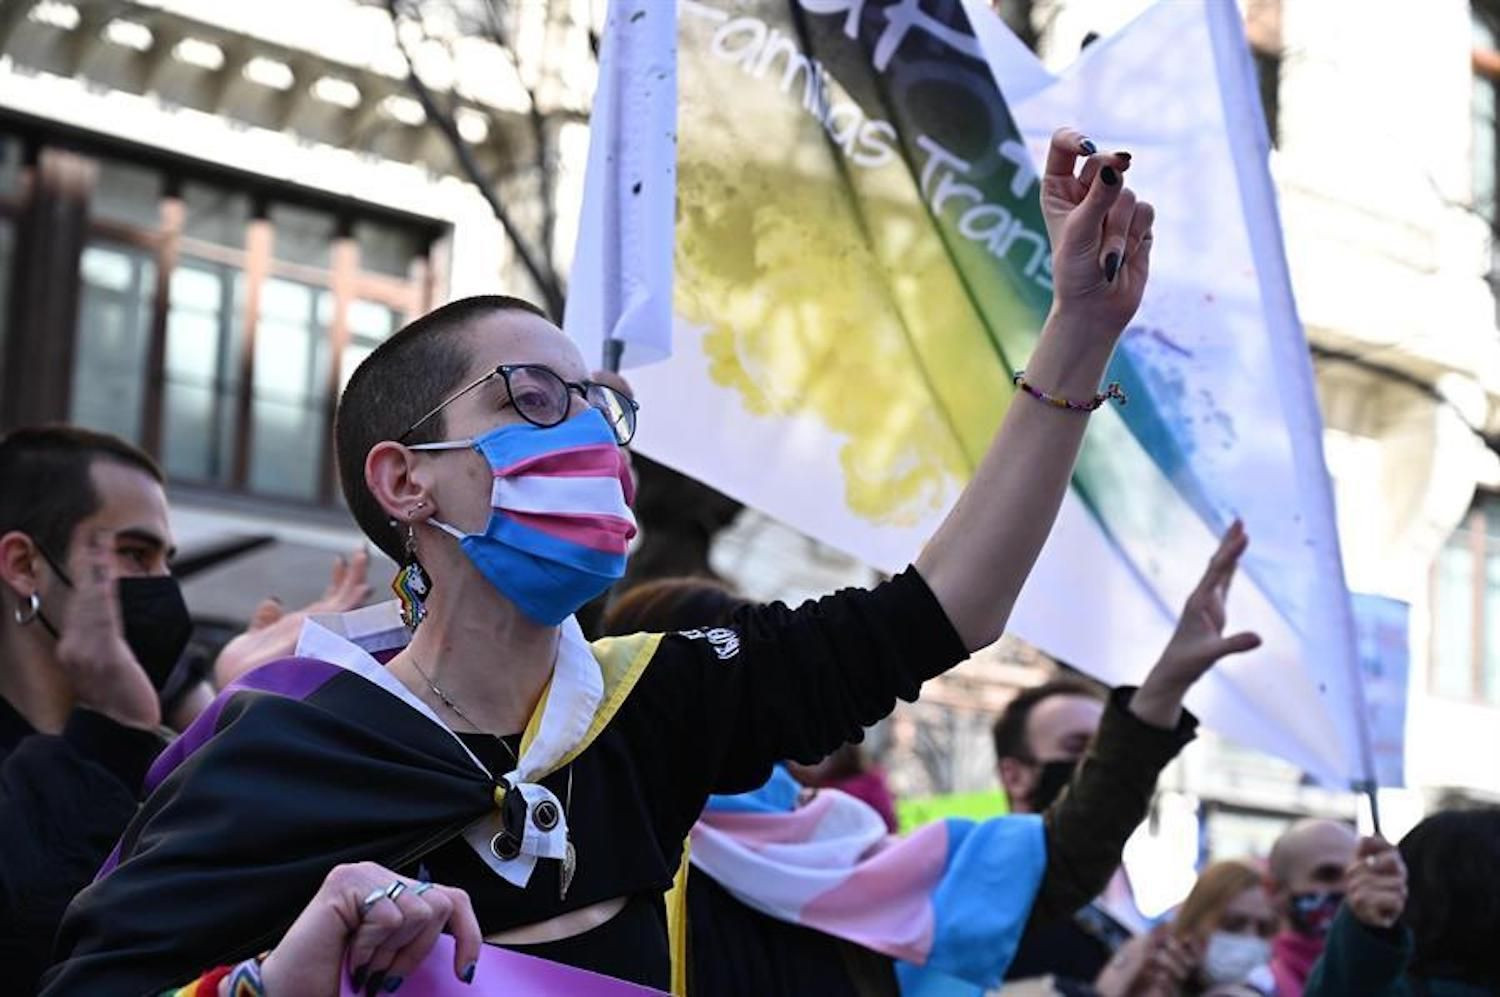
[{"x1": 47, "y1": 131, "x2": 1180, "y2": 997}]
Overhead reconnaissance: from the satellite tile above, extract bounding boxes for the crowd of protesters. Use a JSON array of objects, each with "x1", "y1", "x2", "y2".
[{"x1": 0, "y1": 128, "x2": 1495, "y2": 997}]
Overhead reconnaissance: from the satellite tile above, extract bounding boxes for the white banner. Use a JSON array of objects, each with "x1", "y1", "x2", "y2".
[{"x1": 567, "y1": 0, "x2": 1367, "y2": 786}]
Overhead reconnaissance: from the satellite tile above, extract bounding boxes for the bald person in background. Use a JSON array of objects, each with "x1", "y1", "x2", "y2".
[{"x1": 1268, "y1": 819, "x2": 1359, "y2": 997}]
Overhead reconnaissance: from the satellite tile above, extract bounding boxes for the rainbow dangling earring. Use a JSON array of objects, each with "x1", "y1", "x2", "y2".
[{"x1": 393, "y1": 517, "x2": 431, "y2": 630}]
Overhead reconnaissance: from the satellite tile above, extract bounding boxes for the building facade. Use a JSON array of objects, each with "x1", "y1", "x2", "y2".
[{"x1": 0, "y1": 0, "x2": 595, "y2": 625}]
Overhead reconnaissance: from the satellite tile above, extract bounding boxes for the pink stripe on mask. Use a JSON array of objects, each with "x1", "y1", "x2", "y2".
[
  {"x1": 505, "y1": 509, "x2": 636, "y2": 554},
  {"x1": 492, "y1": 444, "x2": 636, "y2": 504}
]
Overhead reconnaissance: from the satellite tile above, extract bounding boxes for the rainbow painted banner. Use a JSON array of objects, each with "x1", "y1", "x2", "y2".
[{"x1": 569, "y1": 1, "x2": 1365, "y2": 786}]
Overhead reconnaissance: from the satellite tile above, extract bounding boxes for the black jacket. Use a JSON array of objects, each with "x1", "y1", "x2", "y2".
[{"x1": 0, "y1": 697, "x2": 161, "y2": 995}]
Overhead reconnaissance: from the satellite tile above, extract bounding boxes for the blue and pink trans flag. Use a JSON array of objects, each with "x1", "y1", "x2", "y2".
[
  {"x1": 568, "y1": 0, "x2": 1370, "y2": 787},
  {"x1": 698, "y1": 767, "x2": 1045, "y2": 995}
]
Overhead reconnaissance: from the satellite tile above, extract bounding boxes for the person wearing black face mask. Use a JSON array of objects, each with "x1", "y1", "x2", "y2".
[
  {"x1": 995, "y1": 678, "x2": 1150, "y2": 991},
  {"x1": 31, "y1": 546, "x2": 194, "y2": 697},
  {"x1": 0, "y1": 426, "x2": 187, "y2": 995}
]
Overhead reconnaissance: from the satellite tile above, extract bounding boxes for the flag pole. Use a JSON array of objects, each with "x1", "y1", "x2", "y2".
[
  {"x1": 604, "y1": 337, "x2": 624, "y2": 373},
  {"x1": 1363, "y1": 781, "x2": 1384, "y2": 839}
]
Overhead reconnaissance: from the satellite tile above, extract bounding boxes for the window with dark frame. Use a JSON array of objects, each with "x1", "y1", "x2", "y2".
[
  {"x1": 10, "y1": 142, "x2": 442, "y2": 507},
  {"x1": 1431, "y1": 494, "x2": 1500, "y2": 707}
]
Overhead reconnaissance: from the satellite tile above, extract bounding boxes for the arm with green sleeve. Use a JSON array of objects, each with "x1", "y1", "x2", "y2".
[
  {"x1": 1029, "y1": 522, "x2": 1262, "y2": 922},
  {"x1": 1304, "y1": 906, "x2": 1413, "y2": 997}
]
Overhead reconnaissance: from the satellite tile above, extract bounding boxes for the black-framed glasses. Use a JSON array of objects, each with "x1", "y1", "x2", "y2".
[{"x1": 398, "y1": 364, "x2": 639, "y2": 446}]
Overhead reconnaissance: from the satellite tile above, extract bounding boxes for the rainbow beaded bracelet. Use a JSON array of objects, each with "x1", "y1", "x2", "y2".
[{"x1": 1012, "y1": 370, "x2": 1127, "y2": 412}]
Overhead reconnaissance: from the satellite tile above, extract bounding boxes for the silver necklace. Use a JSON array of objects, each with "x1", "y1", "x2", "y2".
[{"x1": 409, "y1": 656, "x2": 577, "y2": 899}]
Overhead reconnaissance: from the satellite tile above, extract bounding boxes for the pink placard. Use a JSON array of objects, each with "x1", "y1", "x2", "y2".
[{"x1": 337, "y1": 936, "x2": 668, "y2": 996}]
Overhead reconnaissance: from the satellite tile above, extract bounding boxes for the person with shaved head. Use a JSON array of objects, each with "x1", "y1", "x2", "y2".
[
  {"x1": 1267, "y1": 818, "x2": 1359, "y2": 997},
  {"x1": 48, "y1": 128, "x2": 1172, "y2": 995}
]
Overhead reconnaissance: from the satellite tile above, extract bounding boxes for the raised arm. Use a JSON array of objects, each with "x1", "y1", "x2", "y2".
[
  {"x1": 916, "y1": 129, "x2": 1150, "y2": 652},
  {"x1": 1028, "y1": 526, "x2": 1260, "y2": 922}
]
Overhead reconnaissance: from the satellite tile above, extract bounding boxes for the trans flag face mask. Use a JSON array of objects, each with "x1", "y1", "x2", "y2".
[{"x1": 409, "y1": 408, "x2": 637, "y2": 625}]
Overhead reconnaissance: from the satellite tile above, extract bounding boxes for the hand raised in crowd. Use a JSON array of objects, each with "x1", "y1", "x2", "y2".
[
  {"x1": 1096, "y1": 925, "x2": 1198, "y2": 997},
  {"x1": 1131, "y1": 521, "x2": 1263, "y2": 729},
  {"x1": 55, "y1": 528, "x2": 160, "y2": 731},
  {"x1": 302, "y1": 547, "x2": 375, "y2": 617},
  {"x1": 258, "y1": 862, "x2": 480, "y2": 997},
  {"x1": 1040, "y1": 127, "x2": 1154, "y2": 334},
  {"x1": 1344, "y1": 836, "x2": 1407, "y2": 930},
  {"x1": 213, "y1": 548, "x2": 372, "y2": 688}
]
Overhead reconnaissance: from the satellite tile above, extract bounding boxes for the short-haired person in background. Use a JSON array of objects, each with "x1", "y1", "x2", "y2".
[
  {"x1": 996, "y1": 675, "x2": 1150, "y2": 989},
  {"x1": 1305, "y1": 808, "x2": 1500, "y2": 997},
  {"x1": 0, "y1": 426, "x2": 192, "y2": 994},
  {"x1": 1266, "y1": 819, "x2": 1358, "y2": 997}
]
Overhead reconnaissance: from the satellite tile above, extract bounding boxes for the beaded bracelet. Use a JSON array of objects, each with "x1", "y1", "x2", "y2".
[{"x1": 1012, "y1": 370, "x2": 1127, "y2": 412}]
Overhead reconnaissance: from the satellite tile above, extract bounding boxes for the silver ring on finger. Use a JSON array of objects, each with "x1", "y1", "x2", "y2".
[
  {"x1": 384, "y1": 880, "x2": 407, "y2": 902},
  {"x1": 359, "y1": 887, "x2": 388, "y2": 916},
  {"x1": 412, "y1": 881, "x2": 436, "y2": 897}
]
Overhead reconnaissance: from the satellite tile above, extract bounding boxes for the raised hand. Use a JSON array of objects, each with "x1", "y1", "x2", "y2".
[
  {"x1": 55, "y1": 528, "x2": 159, "y2": 730},
  {"x1": 1131, "y1": 522, "x2": 1263, "y2": 728},
  {"x1": 1345, "y1": 837, "x2": 1407, "y2": 930},
  {"x1": 304, "y1": 548, "x2": 374, "y2": 616},
  {"x1": 1041, "y1": 127, "x2": 1154, "y2": 335},
  {"x1": 213, "y1": 547, "x2": 372, "y2": 688},
  {"x1": 914, "y1": 125, "x2": 1159, "y2": 652},
  {"x1": 258, "y1": 862, "x2": 480, "y2": 996}
]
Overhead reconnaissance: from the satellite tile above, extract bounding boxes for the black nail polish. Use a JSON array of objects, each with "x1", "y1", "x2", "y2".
[
  {"x1": 462, "y1": 962, "x2": 477, "y2": 984},
  {"x1": 365, "y1": 970, "x2": 387, "y2": 996},
  {"x1": 1081, "y1": 138, "x2": 1097, "y2": 155},
  {"x1": 384, "y1": 975, "x2": 404, "y2": 992},
  {"x1": 1115, "y1": 150, "x2": 1132, "y2": 161},
  {"x1": 1101, "y1": 166, "x2": 1119, "y2": 186},
  {"x1": 352, "y1": 965, "x2": 369, "y2": 990},
  {"x1": 1104, "y1": 252, "x2": 1120, "y2": 282}
]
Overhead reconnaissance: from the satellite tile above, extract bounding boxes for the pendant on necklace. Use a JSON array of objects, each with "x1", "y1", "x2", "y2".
[{"x1": 560, "y1": 838, "x2": 577, "y2": 901}]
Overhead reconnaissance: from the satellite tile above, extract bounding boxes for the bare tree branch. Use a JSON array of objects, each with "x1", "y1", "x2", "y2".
[
  {"x1": 385, "y1": 0, "x2": 567, "y2": 318},
  {"x1": 480, "y1": 1, "x2": 558, "y2": 268}
]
